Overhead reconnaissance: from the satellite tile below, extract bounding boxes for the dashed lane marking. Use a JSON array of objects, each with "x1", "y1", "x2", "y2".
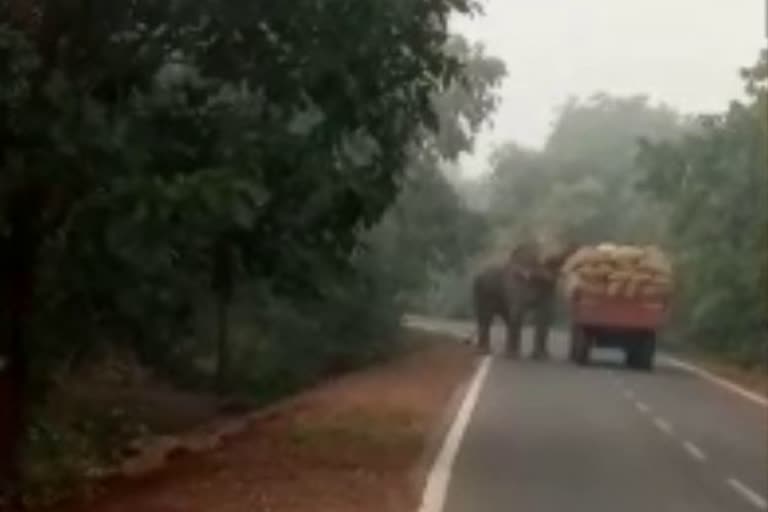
[
  {"x1": 682, "y1": 441, "x2": 707, "y2": 462},
  {"x1": 653, "y1": 417, "x2": 674, "y2": 435},
  {"x1": 727, "y1": 478, "x2": 768, "y2": 510}
]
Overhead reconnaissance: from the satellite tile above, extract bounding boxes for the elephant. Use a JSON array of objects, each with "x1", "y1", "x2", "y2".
[{"x1": 472, "y1": 242, "x2": 579, "y2": 359}]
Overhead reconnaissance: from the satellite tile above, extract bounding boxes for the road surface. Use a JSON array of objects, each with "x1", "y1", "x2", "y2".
[{"x1": 407, "y1": 316, "x2": 768, "y2": 512}]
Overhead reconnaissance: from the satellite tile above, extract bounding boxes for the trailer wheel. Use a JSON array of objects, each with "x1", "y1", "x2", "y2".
[
  {"x1": 571, "y1": 327, "x2": 591, "y2": 365},
  {"x1": 568, "y1": 327, "x2": 579, "y2": 362},
  {"x1": 626, "y1": 332, "x2": 656, "y2": 371},
  {"x1": 636, "y1": 333, "x2": 656, "y2": 371}
]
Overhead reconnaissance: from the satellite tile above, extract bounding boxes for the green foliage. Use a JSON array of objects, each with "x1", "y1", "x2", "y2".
[
  {"x1": 0, "y1": 1, "x2": 509, "y2": 497},
  {"x1": 24, "y1": 409, "x2": 145, "y2": 507},
  {"x1": 368, "y1": 161, "x2": 489, "y2": 298},
  {"x1": 0, "y1": 0, "x2": 487, "y2": 372},
  {"x1": 434, "y1": 36, "x2": 507, "y2": 159},
  {"x1": 356, "y1": 35, "x2": 504, "y2": 317},
  {"x1": 487, "y1": 94, "x2": 684, "y2": 247},
  {"x1": 636, "y1": 51, "x2": 767, "y2": 366}
]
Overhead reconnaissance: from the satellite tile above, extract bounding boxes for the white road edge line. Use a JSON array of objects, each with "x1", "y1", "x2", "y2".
[
  {"x1": 682, "y1": 441, "x2": 707, "y2": 462},
  {"x1": 663, "y1": 356, "x2": 768, "y2": 408},
  {"x1": 727, "y1": 478, "x2": 768, "y2": 510},
  {"x1": 653, "y1": 417, "x2": 674, "y2": 435},
  {"x1": 635, "y1": 401, "x2": 650, "y2": 414},
  {"x1": 418, "y1": 356, "x2": 491, "y2": 512}
]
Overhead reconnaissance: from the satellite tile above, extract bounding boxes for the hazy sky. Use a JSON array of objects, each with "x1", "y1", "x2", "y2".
[{"x1": 451, "y1": 0, "x2": 766, "y2": 176}]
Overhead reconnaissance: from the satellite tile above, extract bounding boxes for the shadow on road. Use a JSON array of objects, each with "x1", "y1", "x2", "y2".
[{"x1": 578, "y1": 355, "x2": 694, "y2": 380}]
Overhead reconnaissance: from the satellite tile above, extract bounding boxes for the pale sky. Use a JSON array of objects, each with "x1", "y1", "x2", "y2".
[{"x1": 451, "y1": 0, "x2": 766, "y2": 176}]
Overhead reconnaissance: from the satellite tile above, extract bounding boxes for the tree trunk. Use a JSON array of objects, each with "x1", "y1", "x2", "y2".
[
  {"x1": 0, "y1": 234, "x2": 38, "y2": 511},
  {"x1": 0, "y1": 305, "x2": 28, "y2": 511},
  {"x1": 213, "y1": 240, "x2": 233, "y2": 394},
  {"x1": 215, "y1": 289, "x2": 231, "y2": 394}
]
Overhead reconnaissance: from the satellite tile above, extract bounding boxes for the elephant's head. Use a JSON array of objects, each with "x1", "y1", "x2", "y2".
[
  {"x1": 529, "y1": 242, "x2": 581, "y2": 286},
  {"x1": 505, "y1": 242, "x2": 539, "y2": 280}
]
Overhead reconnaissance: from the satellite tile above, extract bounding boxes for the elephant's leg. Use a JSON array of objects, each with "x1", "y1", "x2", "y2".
[
  {"x1": 532, "y1": 294, "x2": 555, "y2": 360},
  {"x1": 503, "y1": 306, "x2": 524, "y2": 359},
  {"x1": 476, "y1": 313, "x2": 492, "y2": 355},
  {"x1": 473, "y1": 290, "x2": 493, "y2": 354},
  {"x1": 476, "y1": 308, "x2": 493, "y2": 354}
]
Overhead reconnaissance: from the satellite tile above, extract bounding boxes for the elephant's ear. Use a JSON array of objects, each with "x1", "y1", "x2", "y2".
[
  {"x1": 506, "y1": 260, "x2": 532, "y2": 281},
  {"x1": 508, "y1": 242, "x2": 537, "y2": 267},
  {"x1": 535, "y1": 247, "x2": 575, "y2": 282}
]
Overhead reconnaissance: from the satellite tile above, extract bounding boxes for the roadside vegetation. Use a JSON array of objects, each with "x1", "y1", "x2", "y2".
[{"x1": 0, "y1": 1, "x2": 503, "y2": 504}]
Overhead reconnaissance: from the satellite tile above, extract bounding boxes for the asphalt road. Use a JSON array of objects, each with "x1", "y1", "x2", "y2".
[{"x1": 407, "y1": 317, "x2": 768, "y2": 512}]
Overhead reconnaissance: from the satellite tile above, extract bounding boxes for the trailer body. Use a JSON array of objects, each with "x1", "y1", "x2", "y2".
[{"x1": 568, "y1": 291, "x2": 669, "y2": 370}]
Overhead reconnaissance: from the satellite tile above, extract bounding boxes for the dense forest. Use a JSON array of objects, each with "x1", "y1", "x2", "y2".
[
  {"x1": 0, "y1": 1, "x2": 504, "y2": 503},
  {"x1": 636, "y1": 51, "x2": 767, "y2": 366}
]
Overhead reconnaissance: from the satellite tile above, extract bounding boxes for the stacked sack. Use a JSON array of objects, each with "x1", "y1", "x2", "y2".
[{"x1": 561, "y1": 243, "x2": 673, "y2": 301}]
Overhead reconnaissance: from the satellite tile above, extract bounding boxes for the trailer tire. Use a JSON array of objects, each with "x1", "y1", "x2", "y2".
[
  {"x1": 571, "y1": 327, "x2": 591, "y2": 365},
  {"x1": 568, "y1": 327, "x2": 579, "y2": 362},
  {"x1": 626, "y1": 333, "x2": 656, "y2": 371},
  {"x1": 636, "y1": 334, "x2": 656, "y2": 371}
]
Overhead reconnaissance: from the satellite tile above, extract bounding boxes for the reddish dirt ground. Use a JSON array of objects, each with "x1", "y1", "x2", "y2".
[{"x1": 52, "y1": 330, "x2": 475, "y2": 512}]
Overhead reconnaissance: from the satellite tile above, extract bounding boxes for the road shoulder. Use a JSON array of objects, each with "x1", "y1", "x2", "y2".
[
  {"x1": 54, "y1": 328, "x2": 476, "y2": 512},
  {"x1": 663, "y1": 355, "x2": 768, "y2": 407}
]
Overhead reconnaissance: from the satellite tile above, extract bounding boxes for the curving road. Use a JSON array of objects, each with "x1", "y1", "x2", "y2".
[{"x1": 407, "y1": 316, "x2": 768, "y2": 512}]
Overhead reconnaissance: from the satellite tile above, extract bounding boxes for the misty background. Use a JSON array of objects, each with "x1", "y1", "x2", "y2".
[
  {"x1": 0, "y1": 1, "x2": 764, "y2": 500},
  {"x1": 451, "y1": 0, "x2": 764, "y2": 175}
]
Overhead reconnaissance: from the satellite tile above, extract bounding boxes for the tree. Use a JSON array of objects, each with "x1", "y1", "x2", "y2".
[
  {"x1": 364, "y1": 35, "x2": 505, "y2": 314},
  {"x1": 0, "y1": 0, "x2": 482, "y2": 501},
  {"x1": 636, "y1": 51, "x2": 767, "y2": 364},
  {"x1": 486, "y1": 94, "x2": 685, "y2": 247}
]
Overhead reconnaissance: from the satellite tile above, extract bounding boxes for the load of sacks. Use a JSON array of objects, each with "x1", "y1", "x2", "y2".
[{"x1": 561, "y1": 243, "x2": 673, "y2": 301}]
